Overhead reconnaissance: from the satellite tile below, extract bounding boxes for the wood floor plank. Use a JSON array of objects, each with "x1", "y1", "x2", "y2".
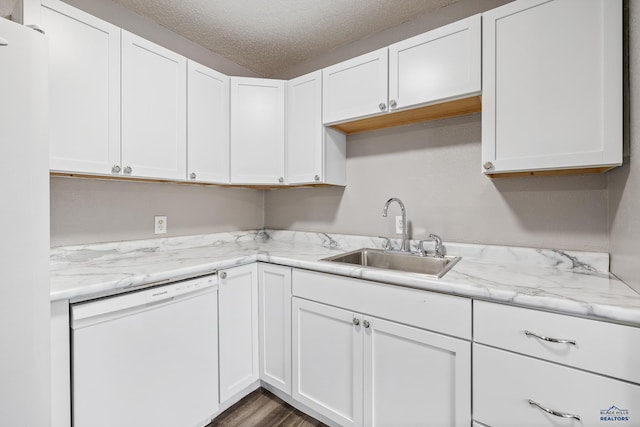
[{"x1": 208, "y1": 388, "x2": 328, "y2": 427}]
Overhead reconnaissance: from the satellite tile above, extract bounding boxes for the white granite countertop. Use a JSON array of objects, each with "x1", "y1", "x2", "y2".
[{"x1": 50, "y1": 230, "x2": 640, "y2": 326}]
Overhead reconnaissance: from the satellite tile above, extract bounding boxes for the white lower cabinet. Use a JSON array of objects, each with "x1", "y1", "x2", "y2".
[
  {"x1": 292, "y1": 296, "x2": 471, "y2": 427},
  {"x1": 292, "y1": 298, "x2": 363, "y2": 427},
  {"x1": 364, "y1": 315, "x2": 470, "y2": 427},
  {"x1": 474, "y1": 344, "x2": 640, "y2": 427},
  {"x1": 218, "y1": 263, "x2": 259, "y2": 403},
  {"x1": 258, "y1": 263, "x2": 292, "y2": 395}
]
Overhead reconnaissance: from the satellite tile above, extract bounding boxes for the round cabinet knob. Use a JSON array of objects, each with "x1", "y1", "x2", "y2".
[
  {"x1": 314, "y1": 175, "x2": 320, "y2": 182},
  {"x1": 111, "y1": 165, "x2": 121, "y2": 174},
  {"x1": 389, "y1": 99, "x2": 397, "y2": 109},
  {"x1": 352, "y1": 318, "x2": 360, "y2": 326},
  {"x1": 190, "y1": 172, "x2": 196, "y2": 180},
  {"x1": 219, "y1": 271, "x2": 227, "y2": 279},
  {"x1": 123, "y1": 166, "x2": 132, "y2": 175},
  {"x1": 379, "y1": 102, "x2": 387, "y2": 111},
  {"x1": 483, "y1": 161, "x2": 494, "y2": 170},
  {"x1": 363, "y1": 320, "x2": 370, "y2": 329},
  {"x1": 278, "y1": 177, "x2": 284, "y2": 183}
]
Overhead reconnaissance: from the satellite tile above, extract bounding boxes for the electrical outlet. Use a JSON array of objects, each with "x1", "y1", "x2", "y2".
[
  {"x1": 154, "y1": 216, "x2": 167, "y2": 234},
  {"x1": 395, "y1": 216, "x2": 403, "y2": 234}
]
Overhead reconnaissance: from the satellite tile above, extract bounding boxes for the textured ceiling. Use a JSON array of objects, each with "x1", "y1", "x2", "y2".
[{"x1": 111, "y1": 0, "x2": 461, "y2": 76}]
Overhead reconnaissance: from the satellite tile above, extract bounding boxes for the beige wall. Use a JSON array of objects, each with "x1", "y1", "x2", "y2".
[
  {"x1": 50, "y1": 177, "x2": 263, "y2": 247},
  {"x1": 609, "y1": 1, "x2": 640, "y2": 290},
  {"x1": 265, "y1": 115, "x2": 609, "y2": 251}
]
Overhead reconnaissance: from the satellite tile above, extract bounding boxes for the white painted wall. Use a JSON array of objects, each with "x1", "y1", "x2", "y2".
[{"x1": 609, "y1": 0, "x2": 640, "y2": 290}]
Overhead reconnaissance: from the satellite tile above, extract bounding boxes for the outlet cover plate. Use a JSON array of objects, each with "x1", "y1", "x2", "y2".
[
  {"x1": 154, "y1": 216, "x2": 167, "y2": 234},
  {"x1": 395, "y1": 216, "x2": 403, "y2": 234}
]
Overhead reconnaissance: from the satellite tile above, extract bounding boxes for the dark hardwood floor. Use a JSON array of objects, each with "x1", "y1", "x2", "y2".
[{"x1": 207, "y1": 388, "x2": 328, "y2": 427}]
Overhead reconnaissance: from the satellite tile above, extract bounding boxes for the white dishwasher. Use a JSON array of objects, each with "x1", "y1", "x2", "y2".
[{"x1": 71, "y1": 275, "x2": 219, "y2": 427}]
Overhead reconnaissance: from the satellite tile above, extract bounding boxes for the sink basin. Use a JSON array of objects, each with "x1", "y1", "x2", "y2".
[{"x1": 321, "y1": 248, "x2": 460, "y2": 279}]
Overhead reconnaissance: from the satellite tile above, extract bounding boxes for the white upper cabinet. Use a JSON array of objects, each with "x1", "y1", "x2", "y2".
[
  {"x1": 322, "y1": 16, "x2": 481, "y2": 130},
  {"x1": 287, "y1": 71, "x2": 346, "y2": 185},
  {"x1": 121, "y1": 30, "x2": 187, "y2": 180},
  {"x1": 230, "y1": 77, "x2": 286, "y2": 185},
  {"x1": 322, "y1": 48, "x2": 389, "y2": 125},
  {"x1": 187, "y1": 60, "x2": 230, "y2": 184},
  {"x1": 388, "y1": 15, "x2": 481, "y2": 112},
  {"x1": 42, "y1": 0, "x2": 121, "y2": 175},
  {"x1": 481, "y1": 0, "x2": 622, "y2": 176}
]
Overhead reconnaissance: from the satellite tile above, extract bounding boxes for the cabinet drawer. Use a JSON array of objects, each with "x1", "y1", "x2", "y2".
[
  {"x1": 474, "y1": 300, "x2": 640, "y2": 383},
  {"x1": 474, "y1": 345, "x2": 640, "y2": 427},
  {"x1": 292, "y1": 269, "x2": 471, "y2": 339}
]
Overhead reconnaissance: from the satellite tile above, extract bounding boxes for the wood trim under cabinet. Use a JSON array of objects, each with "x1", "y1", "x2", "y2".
[
  {"x1": 486, "y1": 166, "x2": 616, "y2": 178},
  {"x1": 49, "y1": 172, "x2": 343, "y2": 190},
  {"x1": 329, "y1": 95, "x2": 481, "y2": 135}
]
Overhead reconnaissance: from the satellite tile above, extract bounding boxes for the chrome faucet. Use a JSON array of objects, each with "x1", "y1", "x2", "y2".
[{"x1": 382, "y1": 198, "x2": 409, "y2": 252}]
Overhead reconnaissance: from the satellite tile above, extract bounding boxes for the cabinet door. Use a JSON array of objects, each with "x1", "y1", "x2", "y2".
[
  {"x1": 481, "y1": 0, "x2": 622, "y2": 175},
  {"x1": 230, "y1": 77, "x2": 285, "y2": 185},
  {"x1": 287, "y1": 71, "x2": 323, "y2": 184},
  {"x1": 322, "y1": 48, "x2": 388, "y2": 124},
  {"x1": 363, "y1": 316, "x2": 471, "y2": 427},
  {"x1": 388, "y1": 15, "x2": 480, "y2": 112},
  {"x1": 121, "y1": 30, "x2": 187, "y2": 180},
  {"x1": 218, "y1": 264, "x2": 259, "y2": 403},
  {"x1": 42, "y1": 0, "x2": 120, "y2": 175},
  {"x1": 474, "y1": 344, "x2": 640, "y2": 427},
  {"x1": 187, "y1": 60, "x2": 229, "y2": 183},
  {"x1": 258, "y1": 264, "x2": 292, "y2": 395},
  {"x1": 287, "y1": 71, "x2": 347, "y2": 186},
  {"x1": 292, "y1": 298, "x2": 363, "y2": 427}
]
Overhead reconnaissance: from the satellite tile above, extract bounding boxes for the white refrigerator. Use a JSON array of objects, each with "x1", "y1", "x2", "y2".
[{"x1": 0, "y1": 17, "x2": 50, "y2": 427}]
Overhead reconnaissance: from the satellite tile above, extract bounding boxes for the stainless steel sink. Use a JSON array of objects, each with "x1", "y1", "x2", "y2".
[{"x1": 321, "y1": 248, "x2": 460, "y2": 279}]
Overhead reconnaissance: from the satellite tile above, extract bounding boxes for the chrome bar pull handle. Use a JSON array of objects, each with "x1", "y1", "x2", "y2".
[
  {"x1": 524, "y1": 330, "x2": 577, "y2": 346},
  {"x1": 528, "y1": 399, "x2": 581, "y2": 421}
]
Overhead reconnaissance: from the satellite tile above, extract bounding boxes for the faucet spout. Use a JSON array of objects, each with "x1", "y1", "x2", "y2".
[{"x1": 382, "y1": 198, "x2": 409, "y2": 252}]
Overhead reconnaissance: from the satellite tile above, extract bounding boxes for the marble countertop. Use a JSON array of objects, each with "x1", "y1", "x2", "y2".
[{"x1": 50, "y1": 230, "x2": 640, "y2": 326}]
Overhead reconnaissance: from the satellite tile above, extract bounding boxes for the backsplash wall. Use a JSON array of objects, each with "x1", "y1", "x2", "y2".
[
  {"x1": 265, "y1": 114, "x2": 610, "y2": 252},
  {"x1": 50, "y1": 177, "x2": 264, "y2": 247}
]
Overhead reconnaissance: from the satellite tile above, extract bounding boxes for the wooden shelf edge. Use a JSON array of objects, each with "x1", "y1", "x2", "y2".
[
  {"x1": 49, "y1": 172, "x2": 344, "y2": 189},
  {"x1": 486, "y1": 166, "x2": 617, "y2": 178},
  {"x1": 329, "y1": 95, "x2": 482, "y2": 135}
]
